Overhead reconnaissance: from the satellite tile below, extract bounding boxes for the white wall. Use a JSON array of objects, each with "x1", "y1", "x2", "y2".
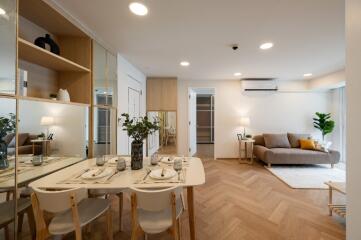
[
  {"x1": 18, "y1": 100, "x2": 87, "y2": 157},
  {"x1": 346, "y1": 0, "x2": 361, "y2": 238},
  {"x1": 117, "y1": 55, "x2": 146, "y2": 155},
  {"x1": 178, "y1": 80, "x2": 332, "y2": 158}
]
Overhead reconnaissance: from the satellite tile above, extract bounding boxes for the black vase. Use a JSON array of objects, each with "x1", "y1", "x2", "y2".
[
  {"x1": 0, "y1": 141, "x2": 9, "y2": 169},
  {"x1": 34, "y1": 34, "x2": 60, "y2": 55},
  {"x1": 131, "y1": 141, "x2": 143, "y2": 170}
]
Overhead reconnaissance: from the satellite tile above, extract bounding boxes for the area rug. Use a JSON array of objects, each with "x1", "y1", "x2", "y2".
[{"x1": 265, "y1": 165, "x2": 346, "y2": 189}]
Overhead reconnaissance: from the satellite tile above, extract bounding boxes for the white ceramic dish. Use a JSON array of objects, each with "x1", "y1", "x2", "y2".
[
  {"x1": 149, "y1": 168, "x2": 177, "y2": 180},
  {"x1": 81, "y1": 168, "x2": 113, "y2": 180},
  {"x1": 160, "y1": 157, "x2": 186, "y2": 164}
]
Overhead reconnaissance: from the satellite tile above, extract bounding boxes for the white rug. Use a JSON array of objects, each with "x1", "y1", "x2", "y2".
[{"x1": 265, "y1": 165, "x2": 346, "y2": 189}]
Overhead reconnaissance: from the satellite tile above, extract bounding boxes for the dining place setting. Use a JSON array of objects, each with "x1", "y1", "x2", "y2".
[{"x1": 58, "y1": 154, "x2": 189, "y2": 185}]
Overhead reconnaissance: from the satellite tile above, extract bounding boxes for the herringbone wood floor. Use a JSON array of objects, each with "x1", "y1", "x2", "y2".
[{"x1": 19, "y1": 157, "x2": 346, "y2": 240}]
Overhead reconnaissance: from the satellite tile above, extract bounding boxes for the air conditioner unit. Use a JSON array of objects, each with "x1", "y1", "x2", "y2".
[{"x1": 241, "y1": 78, "x2": 278, "y2": 91}]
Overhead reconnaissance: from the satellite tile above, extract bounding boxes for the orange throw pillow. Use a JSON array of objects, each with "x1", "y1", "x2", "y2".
[{"x1": 299, "y1": 139, "x2": 316, "y2": 150}]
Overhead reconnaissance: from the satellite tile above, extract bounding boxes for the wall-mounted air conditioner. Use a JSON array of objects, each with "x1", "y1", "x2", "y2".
[{"x1": 241, "y1": 78, "x2": 278, "y2": 91}]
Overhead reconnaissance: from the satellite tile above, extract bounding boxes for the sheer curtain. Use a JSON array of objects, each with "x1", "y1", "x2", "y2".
[{"x1": 339, "y1": 87, "x2": 347, "y2": 162}]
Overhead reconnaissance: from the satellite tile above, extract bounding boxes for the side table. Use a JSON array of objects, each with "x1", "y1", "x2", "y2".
[{"x1": 238, "y1": 138, "x2": 255, "y2": 164}]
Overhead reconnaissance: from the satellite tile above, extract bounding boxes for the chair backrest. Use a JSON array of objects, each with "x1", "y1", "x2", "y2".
[
  {"x1": 130, "y1": 186, "x2": 182, "y2": 212},
  {"x1": 32, "y1": 187, "x2": 88, "y2": 213}
]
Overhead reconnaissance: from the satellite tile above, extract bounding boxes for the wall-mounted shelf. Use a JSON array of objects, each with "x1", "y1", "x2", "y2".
[
  {"x1": 18, "y1": 38, "x2": 91, "y2": 72},
  {"x1": 19, "y1": 96, "x2": 90, "y2": 107}
]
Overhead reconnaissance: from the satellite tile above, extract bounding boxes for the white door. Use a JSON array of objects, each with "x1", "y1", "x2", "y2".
[
  {"x1": 128, "y1": 87, "x2": 141, "y2": 153},
  {"x1": 188, "y1": 89, "x2": 197, "y2": 156}
]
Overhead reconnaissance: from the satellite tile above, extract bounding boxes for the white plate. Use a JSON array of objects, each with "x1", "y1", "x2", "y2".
[
  {"x1": 160, "y1": 157, "x2": 186, "y2": 164},
  {"x1": 108, "y1": 157, "x2": 129, "y2": 164},
  {"x1": 149, "y1": 168, "x2": 177, "y2": 180},
  {"x1": 81, "y1": 168, "x2": 113, "y2": 180}
]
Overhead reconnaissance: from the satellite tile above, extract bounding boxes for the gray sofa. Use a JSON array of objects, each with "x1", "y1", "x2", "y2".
[{"x1": 253, "y1": 133, "x2": 340, "y2": 168}]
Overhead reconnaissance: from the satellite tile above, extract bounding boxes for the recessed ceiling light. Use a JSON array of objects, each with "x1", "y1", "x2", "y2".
[
  {"x1": 259, "y1": 42, "x2": 274, "y2": 50},
  {"x1": 180, "y1": 61, "x2": 190, "y2": 66},
  {"x1": 0, "y1": 8, "x2": 6, "y2": 15},
  {"x1": 303, "y1": 73, "x2": 313, "y2": 77},
  {"x1": 234, "y1": 72, "x2": 242, "y2": 76},
  {"x1": 129, "y1": 2, "x2": 148, "y2": 16}
]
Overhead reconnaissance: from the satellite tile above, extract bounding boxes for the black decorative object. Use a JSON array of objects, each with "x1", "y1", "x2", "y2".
[
  {"x1": 120, "y1": 113, "x2": 159, "y2": 170},
  {"x1": 34, "y1": 34, "x2": 60, "y2": 55},
  {"x1": 131, "y1": 141, "x2": 143, "y2": 170}
]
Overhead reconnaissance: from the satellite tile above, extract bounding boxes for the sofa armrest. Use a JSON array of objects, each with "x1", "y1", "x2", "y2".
[
  {"x1": 328, "y1": 149, "x2": 341, "y2": 163},
  {"x1": 253, "y1": 145, "x2": 270, "y2": 161}
]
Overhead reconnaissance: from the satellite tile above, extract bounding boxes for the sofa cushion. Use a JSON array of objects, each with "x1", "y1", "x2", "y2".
[
  {"x1": 300, "y1": 139, "x2": 316, "y2": 150},
  {"x1": 264, "y1": 148, "x2": 339, "y2": 164},
  {"x1": 287, "y1": 133, "x2": 311, "y2": 148},
  {"x1": 2, "y1": 133, "x2": 15, "y2": 145},
  {"x1": 253, "y1": 135, "x2": 265, "y2": 146},
  {"x1": 263, "y1": 134, "x2": 291, "y2": 149},
  {"x1": 8, "y1": 133, "x2": 29, "y2": 148}
]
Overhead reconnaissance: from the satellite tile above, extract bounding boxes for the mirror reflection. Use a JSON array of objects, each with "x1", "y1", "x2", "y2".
[
  {"x1": 0, "y1": 97, "x2": 16, "y2": 238},
  {"x1": 0, "y1": 0, "x2": 16, "y2": 95},
  {"x1": 148, "y1": 111, "x2": 177, "y2": 155}
]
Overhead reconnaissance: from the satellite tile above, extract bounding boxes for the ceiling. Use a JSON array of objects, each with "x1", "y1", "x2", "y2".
[{"x1": 55, "y1": 0, "x2": 345, "y2": 81}]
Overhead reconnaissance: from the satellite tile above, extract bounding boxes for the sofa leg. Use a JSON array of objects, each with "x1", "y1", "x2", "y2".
[
  {"x1": 267, "y1": 163, "x2": 271, "y2": 168},
  {"x1": 331, "y1": 164, "x2": 334, "y2": 168}
]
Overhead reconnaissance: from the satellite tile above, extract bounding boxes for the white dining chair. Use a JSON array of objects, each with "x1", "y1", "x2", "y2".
[
  {"x1": 31, "y1": 187, "x2": 113, "y2": 240},
  {"x1": 130, "y1": 186, "x2": 185, "y2": 240}
]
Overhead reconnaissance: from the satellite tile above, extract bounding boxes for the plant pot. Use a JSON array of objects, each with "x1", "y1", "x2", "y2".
[
  {"x1": 131, "y1": 141, "x2": 143, "y2": 170},
  {"x1": 0, "y1": 141, "x2": 9, "y2": 169}
]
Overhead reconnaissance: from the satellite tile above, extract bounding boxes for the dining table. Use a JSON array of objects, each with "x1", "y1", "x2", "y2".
[
  {"x1": 0, "y1": 155, "x2": 84, "y2": 189},
  {"x1": 29, "y1": 156, "x2": 205, "y2": 240}
]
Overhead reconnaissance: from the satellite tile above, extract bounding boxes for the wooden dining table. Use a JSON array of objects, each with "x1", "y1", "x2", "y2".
[{"x1": 29, "y1": 157, "x2": 206, "y2": 240}]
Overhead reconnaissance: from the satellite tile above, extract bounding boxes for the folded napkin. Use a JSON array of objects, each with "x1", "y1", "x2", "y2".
[
  {"x1": 57, "y1": 168, "x2": 117, "y2": 185},
  {"x1": 134, "y1": 168, "x2": 187, "y2": 184}
]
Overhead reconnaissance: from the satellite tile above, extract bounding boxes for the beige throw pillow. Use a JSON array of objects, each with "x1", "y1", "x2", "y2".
[{"x1": 263, "y1": 134, "x2": 291, "y2": 149}]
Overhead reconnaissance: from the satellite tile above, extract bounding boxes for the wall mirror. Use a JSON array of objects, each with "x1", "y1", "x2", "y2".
[
  {"x1": 0, "y1": 97, "x2": 17, "y2": 238},
  {"x1": 147, "y1": 111, "x2": 177, "y2": 155}
]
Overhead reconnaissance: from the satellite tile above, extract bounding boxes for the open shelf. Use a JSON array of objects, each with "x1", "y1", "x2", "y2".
[
  {"x1": 19, "y1": 96, "x2": 90, "y2": 107},
  {"x1": 18, "y1": 38, "x2": 91, "y2": 72}
]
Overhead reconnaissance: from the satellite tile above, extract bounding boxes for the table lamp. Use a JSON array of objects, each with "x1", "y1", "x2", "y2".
[
  {"x1": 40, "y1": 116, "x2": 54, "y2": 138},
  {"x1": 240, "y1": 117, "x2": 250, "y2": 139}
]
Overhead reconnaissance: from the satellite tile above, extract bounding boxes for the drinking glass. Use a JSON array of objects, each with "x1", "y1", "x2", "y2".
[
  {"x1": 151, "y1": 152, "x2": 159, "y2": 165},
  {"x1": 117, "y1": 158, "x2": 126, "y2": 171},
  {"x1": 173, "y1": 158, "x2": 182, "y2": 172},
  {"x1": 96, "y1": 156, "x2": 105, "y2": 166},
  {"x1": 32, "y1": 155, "x2": 44, "y2": 166}
]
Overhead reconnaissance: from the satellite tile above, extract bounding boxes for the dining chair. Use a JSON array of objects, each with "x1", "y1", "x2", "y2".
[
  {"x1": 88, "y1": 154, "x2": 130, "y2": 232},
  {"x1": 130, "y1": 186, "x2": 185, "y2": 240},
  {"x1": 31, "y1": 187, "x2": 113, "y2": 240},
  {"x1": 0, "y1": 198, "x2": 35, "y2": 240}
]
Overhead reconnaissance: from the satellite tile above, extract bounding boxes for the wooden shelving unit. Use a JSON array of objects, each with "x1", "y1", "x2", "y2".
[
  {"x1": 17, "y1": 0, "x2": 92, "y2": 105},
  {"x1": 19, "y1": 96, "x2": 90, "y2": 107},
  {"x1": 18, "y1": 38, "x2": 90, "y2": 72}
]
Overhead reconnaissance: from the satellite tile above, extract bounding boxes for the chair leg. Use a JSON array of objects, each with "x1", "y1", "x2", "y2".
[
  {"x1": 4, "y1": 226, "x2": 10, "y2": 240},
  {"x1": 106, "y1": 208, "x2": 113, "y2": 240},
  {"x1": 177, "y1": 219, "x2": 181, "y2": 240},
  {"x1": 18, "y1": 212, "x2": 24, "y2": 232},
  {"x1": 267, "y1": 163, "x2": 271, "y2": 168},
  {"x1": 117, "y1": 192, "x2": 123, "y2": 232}
]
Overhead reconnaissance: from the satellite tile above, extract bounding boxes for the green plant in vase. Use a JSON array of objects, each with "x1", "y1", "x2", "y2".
[
  {"x1": 313, "y1": 112, "x2": 335, "y2": 141},
  {"x1": 0, "y1": 113, "x2": 16, "y2": 169},
  {"x1": 120, "y1": 113, "x2": 159, "y2": 170}
]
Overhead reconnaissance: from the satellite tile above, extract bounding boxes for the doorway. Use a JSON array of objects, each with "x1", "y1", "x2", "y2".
[{"x1": 188, "y1": 88, "x2": 215, "y2": 159}]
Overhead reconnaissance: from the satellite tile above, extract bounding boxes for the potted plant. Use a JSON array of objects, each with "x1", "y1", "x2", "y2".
[
  {"x1": 313, "y1": 112, "x2": 335, "y2": 141},
  {"x1": 0, "y1": 113, "x2": 16, "y2": 169},
  {"x1": 120, "y1": 113, "x2": 159, "y2": 170}
]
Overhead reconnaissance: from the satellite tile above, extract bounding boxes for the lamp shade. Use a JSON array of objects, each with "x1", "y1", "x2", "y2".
[
  {"x1": 240, "y1": 117, "x2": 250, "y2": 127},
  {"x1": 40, "y1": 116, "x2": 54, "y2": 126}
]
